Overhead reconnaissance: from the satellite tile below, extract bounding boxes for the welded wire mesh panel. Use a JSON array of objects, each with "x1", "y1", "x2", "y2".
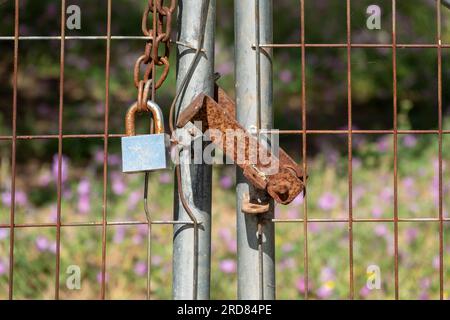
[
  {"x1": 1, "y1": 0, "x2": 449, "y2": 300},
  {"x1": 264, "y1": 0, "x2": 449, "y2": 300},
  {"x1": 0, "y1": 0, "x2": 199, "y2": 300}
]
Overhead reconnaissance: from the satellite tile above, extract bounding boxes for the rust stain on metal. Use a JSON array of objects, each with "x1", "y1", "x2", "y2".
[
  {"x1": 242, "y1": 192, "x2": 270, "y2": 215},
  {"x1": 177, "y1": 86, "x2": 306, "y2": 205}
]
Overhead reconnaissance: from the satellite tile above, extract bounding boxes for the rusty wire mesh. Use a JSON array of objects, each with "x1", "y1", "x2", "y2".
[
  {"x1": 1, "y1": 0, "x2": 449, "y2": 300},
  {"x1": 263, "y1": 0, "x2": 448, "y2": 300},
  {"x1": 0, "y1": 0, "x2": 199, "y2": 300}
]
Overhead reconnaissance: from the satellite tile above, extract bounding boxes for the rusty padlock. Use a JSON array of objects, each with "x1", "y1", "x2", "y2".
[{"x1": 121, "y1": 100, "x2": 172, "y2": 173}]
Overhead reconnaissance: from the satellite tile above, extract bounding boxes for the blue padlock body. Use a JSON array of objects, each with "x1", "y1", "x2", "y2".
[{"x1": 121, "y1": 133, "x2": 172, "y2": 173}]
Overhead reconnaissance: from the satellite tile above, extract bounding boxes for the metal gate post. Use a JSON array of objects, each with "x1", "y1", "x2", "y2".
[
  {"x1": 235, "y1": 0, "x2": 275, "y2": 299},
  {"x1": 172, "y1": 0, "x2": 215, "y2": 300}
]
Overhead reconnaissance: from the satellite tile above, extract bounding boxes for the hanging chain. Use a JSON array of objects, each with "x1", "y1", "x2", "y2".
[
  {"x1": 132, "y1": 0, "x2": 176, "y2": 300},
  {"x1": 134, "y1": 0, "x2": 176, "y2": 109}
]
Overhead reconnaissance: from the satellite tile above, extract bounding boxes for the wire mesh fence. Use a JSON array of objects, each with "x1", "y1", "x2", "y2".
[{"x1": 1, "y1": 0, "x2": 450, "y2": 300}]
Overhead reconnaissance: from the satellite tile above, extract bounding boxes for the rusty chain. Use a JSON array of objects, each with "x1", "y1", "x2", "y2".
[
  {"x1": 134, "y1": 0, "x2": 175, "y2": 110},
  {"x1": 133, "y1": 0, "x2": 176, "y2": 300}
]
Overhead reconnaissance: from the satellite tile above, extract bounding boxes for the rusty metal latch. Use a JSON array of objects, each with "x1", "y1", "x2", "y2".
[
  {"x1": 176, "y1": 86, "x2": 306, "y2": 205},
  {"x1": 242, "y1": 192, "x2": 270, "y2": 215}
]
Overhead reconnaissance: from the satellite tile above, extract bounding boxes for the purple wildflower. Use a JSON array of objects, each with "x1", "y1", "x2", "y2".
[
  {"x1": 402, "y1": 177, "x2": 415, "y2": 189},
  {"x1": 287, "y1": 208, "x2": 299, "y2": 219},
  {"x1": 359, "y1": 286, "x2": 371, "y2": 298},
  {"x1": 420, "y1": 278, "x2": 431, "y2": 290},
  {"x1": 152, "y1": 255, "x2": 162, "y2": 267},
  {"x1": 113, "y1": 226, "x2": 126, "y2": 244},
  {"x1": 137, "y1": 224, "x2": 149, "y2": 236},
  {"x1": 48, "y1": 206, "x2": 58, "y2": 223},
  {"x1": 132, "y1": 234, "x2": 143, "y2": 245},
  {"x1": 352, "y1": 186, "x2": 366, "y2": 207},
  {"x1": 371, "y1": 206, "x2": 383, "y2": 218},
  {"x1": 292, "y1": 193, "x2": 304, "y2": 206},
  {"x1": 353, "y1": 135, "x2": 367, "y2": 149},
  {"x1": 52, "y1": 154, "x2": 69, "y2": 185},
  {"x1": 279, "y1": 258, "x2": 295, "y2": 271},
  {"x1": 432, "y1": 175, "x2": 439, "y2": 206},
  {"x1": 419, "y1": 292, "x2": 429, "y2": 300},
  {"x1": 15, "y1": 191, "x2": 28, "y2": 207},
  {"x1": 374, "y1": 224, "x2": 388, "y2": 237},
  {"x1": 279, "y1": 69, "x2": 293, "y2": 83},
  {"x1": 325, "y1": 149, "x2": 338, "y2": 166},
  {"x1": 19, "y1": 25, "x2": 30, "y2": 35},
  {"x1": 219, "y1": 259, "x2": 236, "y2": 274},
  {"x1": 376, "y1": 136, "x2": 391, "y2": 153},
  {"x1": 405, "y1": 227, "x2": 418, "y2": 244},
  {"x1": 77, "y1": 179, "x2": 91, "y2": 196},
  {"x1": 320, "y1": 267, "x2": 335, "y2": 282},
  {"x1": 219, "y1": 176, "x2": 233, "y2": 189},
  {"x1": 1, "y1": 191, "x2": 28, "y2": 207},
  {"x1": 219, "y1": 228, "x2": 232, "y2": 241},
  {"x1": 0, "y1": 229, "x2": 8, "y2": 240},
  {"x1": 1, "y1": 191, "x2": 11, "y2": 207},
  {"x1": 159, "y1": 172, "x2": 171, "y2": 184},
  {"x1": 108, "y1": 154, "x2": 121, "y2": 166},
  {"x1": 96, "y1": 272, "x2": 108, "y2": 284},
  {"x1": 49, "y1": 242, "x2": 57, "y2": 254},
  {"x1": 127, "y1": 191, "x2": 141, "y2": 210},
  {"x1": 78, "y1": 195, "x2": 90, "y2": 214},
  {"x1": 111, "y1": 173, "x2": 125, "y2": 195},
  {"x1": 134, "y1": 261, "x2": 147, "y2": 276},
  {"x1": 63, "y1": 188, "x2": 73, "y2": 200},
  {"x1": 295, "y1": 276, "x2": 306, "y2": 294},
  {"x1": 226, "y1": 239, "x2": 237, "y2": 253},
  {"x1": 386, "y1": 234, "x2": 395, "y2": 256},
  {"x1": 309, "y1": 222, "x2": 320, "y2": 233},
  {"x1": 316, "y1": 284, "x2": 333, "y2": 299},
  {"x1": 433, "y1": 255, "x2": 440, "y2": 270},
  {"x1": 281, "y1": 243, "x2": 294, "y2": 253},
  {"x1": 35, "y1": 236, "x2": 49, "y2": 252},
  {"x1": 379, "y1": 187, "x2": 393, "y2": 202},
  {"x1": 38, "y1": 171, "x2": 52, "y2": 187},
  {"x1": 403, "y1": 135, "x2": 417, "y2": 148},
  {"x1": 94, "y1": 150, "x2": 104, "y2": 164},
  {"x1": 216, "y1": 62, "x2": 233, "y2": 76},
  {"x1": 274, "y1": 207, "x2": 282, "y2": 218},
  {"x1": 317, "y1": 192, "x2": 338, "y2": 211}
]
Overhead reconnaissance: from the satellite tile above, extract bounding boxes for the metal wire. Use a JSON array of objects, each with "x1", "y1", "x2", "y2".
[
  {"x1": 4, "y1": 0, "x2": 449, "y2": 300},
  {"x1": 254, "y1": 0, "x2": 265, "y2": 301},
  {"x1": 8, "y1": 0, "x2": 19, "y2": 301},
  {"x1": 143, "y1": 172, "x2": 152, "y2": 300},
  {"x1": 99, "y1": 0, "x2": 112, "y2": 301},
  {"x1": 258, "y1": 0, "x2": 447, "y2": 300}
]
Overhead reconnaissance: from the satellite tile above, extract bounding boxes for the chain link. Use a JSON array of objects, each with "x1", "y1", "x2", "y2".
[{"x1": 134, "y1": 0, "x2": 176, "y2": 110}]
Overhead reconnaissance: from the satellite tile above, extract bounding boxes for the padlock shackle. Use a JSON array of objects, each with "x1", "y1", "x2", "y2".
[{"x1": 125, "y1": 100, "x2": 165, "y2": 136}]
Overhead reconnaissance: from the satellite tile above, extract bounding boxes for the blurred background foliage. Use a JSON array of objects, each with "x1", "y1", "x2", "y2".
[{"x1": 1, "y1": 0, "x2": 450, "y2": 299}]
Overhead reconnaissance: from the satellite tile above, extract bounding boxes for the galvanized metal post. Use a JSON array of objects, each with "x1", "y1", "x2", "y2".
[
  {"x1": 173, "y1": 0, "x2": 215, "y2": 300},
  {"x1": 235, "y1": 0, "x2": 275, "y2": 299}
]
